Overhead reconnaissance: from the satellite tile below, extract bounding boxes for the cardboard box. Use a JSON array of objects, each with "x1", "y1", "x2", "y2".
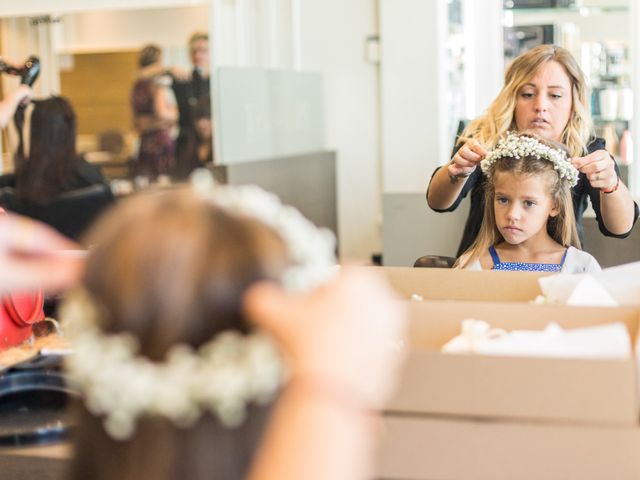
[
  {"x1": 371, "y1": 266, "x2": 549, "y2": 302},
  {"x1": 377, "y1": 416, "x2": 640, "y2": 480},
  {"x1": 387, "y1": 301, "x2": 640, "y2": 424},
  {"x1": 377, "y1": 300, "x2": 640, "y2": 479}
]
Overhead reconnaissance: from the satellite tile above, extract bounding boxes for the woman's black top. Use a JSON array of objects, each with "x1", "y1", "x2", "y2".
[{"x1": 427, "y1": 138, "x2": 640, "y2": 257}]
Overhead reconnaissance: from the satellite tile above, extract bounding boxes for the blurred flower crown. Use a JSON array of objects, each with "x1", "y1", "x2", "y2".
[
  {"x1": 62, "y1": 171, "x2": 337, "y2": 440},
  {"x1": 480, "y1": 132, "x2": 579, "y2": 187}
]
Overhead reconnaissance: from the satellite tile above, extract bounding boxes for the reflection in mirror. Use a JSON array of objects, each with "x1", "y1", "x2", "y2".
[{"x1": 0, "y1": 5, "x2": 211, "y2": 182}]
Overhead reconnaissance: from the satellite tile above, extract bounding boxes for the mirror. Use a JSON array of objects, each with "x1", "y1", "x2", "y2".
[{"x1": 0, "y1": 3, "x2": 212, "y2": 180}]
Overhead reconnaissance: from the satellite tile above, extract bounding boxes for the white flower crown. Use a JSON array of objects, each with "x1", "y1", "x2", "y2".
[
  {"x1": 62, "y1": 173, "x2": 338, "y2": 440},
  {"x1": 480, "y1": 132, "x2": 579, "y2": 187}
]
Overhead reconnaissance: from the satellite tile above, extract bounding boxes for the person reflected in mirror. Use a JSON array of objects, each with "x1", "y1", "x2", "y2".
[
  {"x1": 174, "y1": 95, "x2": 213, "y2": 179},
  {"x1": 172, "y1": 32, "x2": 211, "y2": 176},
  {"x1": 131, "y1": 44, "x2": 179, "y2": 180},
  {"x1": 426, "y1": 45, "x2": 638, "y2": 258},
  {"x1": 0, "y1": 97, "x2": 113, "y2": 240},
  {"x1": 0, "y1": 85, "x2": 31, "y2": 129},
  {"x1": 0, "y1": 57, "x2": 36, "y2": 128}
]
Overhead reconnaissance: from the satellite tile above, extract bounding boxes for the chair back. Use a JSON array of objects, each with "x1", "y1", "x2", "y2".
[
  {"x1": 413, "y1": 255, "x2": 456, "y2": 268},
  {"x1": 0, "y1": 184, "x2": 115, "y2": 240}
]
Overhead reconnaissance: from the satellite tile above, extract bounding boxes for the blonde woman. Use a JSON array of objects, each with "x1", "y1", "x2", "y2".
[{"x1": 427, "y1": 44, "x2": 638, "y2": 257}]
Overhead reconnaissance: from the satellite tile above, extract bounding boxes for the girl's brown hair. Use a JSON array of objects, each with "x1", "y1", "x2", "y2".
[
  {"x1": 68, "y1": 187, "x2": 289, "y2": 480},
  {"x1": 456, "y1": 134, "x2": 580, "y2": 268}
]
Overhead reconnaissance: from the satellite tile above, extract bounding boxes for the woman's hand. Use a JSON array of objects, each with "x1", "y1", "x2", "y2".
[
  {"x1": 11, "y1": 85, "x2": 32, "y2": 106},
  {"x1": 447, "y1": 139, "x2": 488, "y2": 178},
  {"x1": 0, "y1": 215, "x2": 85, "y2": 293},
  {"x1": 244, "y1": 267, "x2": 408, "y2": 408},
  {"x1": 571, "y1": 149, "x2": 618, "y2": 191},
  {"x1": 169, "y1": 66, "x2": 192, "y2": 82}
]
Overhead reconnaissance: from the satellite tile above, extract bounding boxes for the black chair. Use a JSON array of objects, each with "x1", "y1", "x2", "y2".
[
  {"x1": 413, "y1": 255, "x2": 456, "y2": 268},
  {"x1": 0, "y1": 184, "x2": 115, "y2": 241}
]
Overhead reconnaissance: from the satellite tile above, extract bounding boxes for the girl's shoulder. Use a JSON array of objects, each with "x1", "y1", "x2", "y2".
[
  {"x1": 455, "y1": 250, "x2": 491, "y2": 271},
  {"x1": 562, "y1": 247, "x2": 601, "y2": 273}
]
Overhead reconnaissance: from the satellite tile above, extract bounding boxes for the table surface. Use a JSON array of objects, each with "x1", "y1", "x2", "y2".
[{"x1": 0, "y1": 443, "x2": 71, "y2": 480}]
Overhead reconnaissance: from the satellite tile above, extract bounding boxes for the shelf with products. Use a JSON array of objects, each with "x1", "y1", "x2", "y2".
[
  {"x1": 593, "y1": 118, "x2": 632, "y2": 169},
  {"x1": 500, "y1": 6, "x2": 632, "y2": 100},
  {"x1": 504, "y1": 5, "x2": 627, "y2": 16},
  {"x1": 592, "y1": 117, "x2": 629, "y2": 124},
  {"x1": 503, "y1": 0, "x2": 629, "y2": 16},
  {"x1": 502, "y1": 2, "x2": 633, "y2": 125}
]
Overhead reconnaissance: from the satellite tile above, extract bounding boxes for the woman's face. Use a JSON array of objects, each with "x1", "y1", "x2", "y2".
[{"x1": 514, "y1": 60, "x2": 573, "y2": 142}]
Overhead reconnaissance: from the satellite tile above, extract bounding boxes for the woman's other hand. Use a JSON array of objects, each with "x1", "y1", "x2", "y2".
[
  {"x1": 0, "y1": 214, "x2": 85, "y2": 293},
  {"x1": 571, "y1": 149, "x2": 618, "y2": 191},
  {"x1": 447, "y1": 139, "x2": 488, "y2": 178},
  {"x1": 244, "y1": 267, "x2": 408, "y2": 408},
  {"x1": 12, "y1": 84, "x2": 32, "y2": 106}
]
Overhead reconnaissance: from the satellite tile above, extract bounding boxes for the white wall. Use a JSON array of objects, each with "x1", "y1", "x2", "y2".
[
  {"x1": 211, "y1": 0, "x2": 293, "y2": 68},
  {"x1": 379, "y1": 0, "x2": 448, "y2": 193},
  {"x1": 59, "y1": 7, "x2": 209, "y2": 53},
  {"x1": 0, "y1": 6, "x2": 210, "y2": 95},
  {"x1": 0, "y1": 0, "x2": 207, "y2": 18},
  {"x1": 463, "y1": 0, "x2": 503, "y2": 119},
  {"x1": 295, "y1": 0, "x2": 381, "y2": 261},
  {"x1": 631, "y1": 0, "x2": 640, "y2": 195}
]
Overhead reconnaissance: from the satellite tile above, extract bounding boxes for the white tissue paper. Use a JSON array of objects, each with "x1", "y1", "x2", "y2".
[
  {"x1": 591, "y1": 261, "x2": 640, "y2": 306},
  {"x1": 537, "y1": 261, "x2": 640, "y2": 307},
  {"x1": 442, "y1": 319, "x2": 630, "y2": 359},
  {"x1": 538, "y1": 274, "x2": 618, "y2": 307}
]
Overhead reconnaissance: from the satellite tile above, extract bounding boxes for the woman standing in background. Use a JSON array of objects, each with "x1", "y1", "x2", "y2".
[{"x1": 131, "y1": 45, "x2": 178, "y2": 179}]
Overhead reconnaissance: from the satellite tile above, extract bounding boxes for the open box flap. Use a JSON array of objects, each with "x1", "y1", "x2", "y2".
[{"x1": 371, "y1": 266, "x2": 548, "y2": 301}]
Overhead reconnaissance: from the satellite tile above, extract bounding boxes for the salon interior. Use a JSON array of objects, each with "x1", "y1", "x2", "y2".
[{"x1": 2, "y1": 0, "x2": 640, "y2": 478}]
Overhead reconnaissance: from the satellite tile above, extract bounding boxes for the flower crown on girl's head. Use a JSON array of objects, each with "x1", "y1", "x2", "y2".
[
  {"x1": 61, "y1": 171, "x2": 338, "y2": 441},
  {"x1": 480, "y1": 132, "x2": 579, "y2": 187}
]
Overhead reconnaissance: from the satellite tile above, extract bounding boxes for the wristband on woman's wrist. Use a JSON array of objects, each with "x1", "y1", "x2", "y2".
[
  {"x1": 447, "y1": 163, "x2": 473, "y2": 184},
  {"x1": 601, "y1": 175, "x2": 620, "y2": 194},
  {"x1": 287, "y1": 373, "x2": 371, "y2": 415}
]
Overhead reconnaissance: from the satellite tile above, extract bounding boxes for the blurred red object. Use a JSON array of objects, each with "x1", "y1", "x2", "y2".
[
  {"x1": 0, "y1": 291, "x2": 45, "y2": 349},
  {"x1": 0, "y1": 207, "x2": 45, "y2": 349}
]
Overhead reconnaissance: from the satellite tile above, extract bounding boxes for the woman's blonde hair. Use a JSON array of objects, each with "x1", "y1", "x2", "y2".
[
  {"x1": 459, "y1": 44, "x2": 593, "y2": 157},
  {"x1": 456, "y1": 134, "x2": 580, "y2": 269}
]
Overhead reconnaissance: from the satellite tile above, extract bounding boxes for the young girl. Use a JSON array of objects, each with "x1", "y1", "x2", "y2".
[
  {"x1": 60, "y1": 177, "x2": 406, "y2": 480},
  {"x1": 456, "y1": 132, "x2": 601, "y2": 273}
]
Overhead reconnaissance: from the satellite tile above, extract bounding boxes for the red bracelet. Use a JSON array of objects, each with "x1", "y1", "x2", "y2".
[{"x1": 601, "y1": 176, "x2": 620, "y2": 194}]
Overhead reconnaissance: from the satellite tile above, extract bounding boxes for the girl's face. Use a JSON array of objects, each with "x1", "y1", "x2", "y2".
[
  {"x1": 493, "y1": 171, "x2": 559, "y2": 246},
  {"x1": 514, "y1": 60, "x2": 573, "y2": 142}
]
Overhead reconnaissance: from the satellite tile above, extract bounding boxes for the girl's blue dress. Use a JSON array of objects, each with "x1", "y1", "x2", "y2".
[{"x1": 489, "y1": 246, "x2": 568, "y2": 272}]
